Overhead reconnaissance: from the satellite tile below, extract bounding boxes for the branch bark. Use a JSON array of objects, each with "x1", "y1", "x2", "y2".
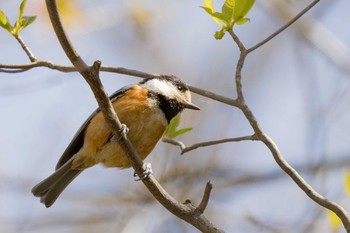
[
  {"x1": 226, "y1": 1, "x2": 350, "y2": 231},
  {"x1": 163, "y1": 135, "x2": 257, "y2": 155},
  {"x1": 0, "y1": 61, "x2": 238, "y2": 107},
  {"x1": 45, "y1": 0, "x2": 224, "y2": 232}
]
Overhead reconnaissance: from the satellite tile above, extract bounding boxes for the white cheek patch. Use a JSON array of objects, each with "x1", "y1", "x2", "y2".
[{"x1": 141, "y1": 79, "x2": 179, "y2": 98}]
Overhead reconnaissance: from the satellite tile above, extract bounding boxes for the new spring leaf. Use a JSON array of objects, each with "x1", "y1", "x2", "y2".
[
  {"x1": 0, "y1": 0, "x2": 37, "y2": 36},
  {"x1": 201, "y1": 0, "x2": 255, "y2": 39},
  {"x1": 0, "y1": 10, "x2": 13, "y2": 32},
  {"x1": 164, "y1": 115, "x2": 193, "y2": 139}
]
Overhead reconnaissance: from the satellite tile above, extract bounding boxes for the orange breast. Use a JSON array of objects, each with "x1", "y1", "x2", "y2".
[{"x1": 72, "y1": 85, "x2": 167, "y2": 169}]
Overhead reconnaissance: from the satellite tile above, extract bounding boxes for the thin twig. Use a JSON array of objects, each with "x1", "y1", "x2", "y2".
[
  {"x1": 14, "y1": 35, "x2": 37, "y2": 62},
  {"x1": 0, "y1": 61, "x2": 75, "y2": 73},
  {"x1": 263, "y1": 0, "x2": 350, "y2": 75},
  {"x1": 163, "y1": 135, "x2": 257, "y2": 155},
  {"x1": 247, "y1": 0, "x2": 320, "y2": 53},
  {"x1": 228, "y1": 30, "x2": 246, "y2": 53},
  {"x1": 189, "y1": 85, "x2": 240, "y2": 107},
  {"x1": 0, "y1": 62, "x2": 238, "y2": 107},
  {"x1": 198, "y1": 182, "x2": 213, "y2": 213},
  {"x1": 162, "y1": 138, "x2": 186, "y2": 151},
  {"x1": 228, "y1": 30, "x2": 247, "y2": 102}
]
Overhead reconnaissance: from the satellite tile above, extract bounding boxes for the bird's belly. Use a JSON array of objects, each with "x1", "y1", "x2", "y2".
[
  {"x1": 97, "y1": 106, "x2": 167, "y2": 168},
  {"x1": 98, "y1": 113, "x2": 167, "y2": 168},
  {"x1": 73, "y1": 86, "x2": 168, "y2": 169}
]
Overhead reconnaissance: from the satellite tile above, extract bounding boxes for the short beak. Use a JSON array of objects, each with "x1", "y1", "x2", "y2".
[{"x1": 182, "y1": 100, "x2": 200, "y2": 110}]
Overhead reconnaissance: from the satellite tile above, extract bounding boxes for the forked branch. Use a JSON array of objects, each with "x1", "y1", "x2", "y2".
[{"x1": 227, "y1": 0, "x2": 350, "y2": 231}]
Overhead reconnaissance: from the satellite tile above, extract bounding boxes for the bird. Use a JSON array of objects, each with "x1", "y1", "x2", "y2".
[{"x1": 31, "y1": 75, "x2": 200, "y2": 208}]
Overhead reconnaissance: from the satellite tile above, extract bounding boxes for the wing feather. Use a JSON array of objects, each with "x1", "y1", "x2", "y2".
[{"x1": 55, "y1": 84, "x2": 133, "y2": 170}]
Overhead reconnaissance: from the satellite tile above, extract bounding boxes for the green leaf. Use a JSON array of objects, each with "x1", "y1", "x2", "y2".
[
  {"x1": 203, "y1": 0, "x2": 215, "y2": 11},
  {"x1": 164, "y1": 115, "x2": 193, "y2": 139},
  {"x1": 16, "y1": 15, "x2": 36, "y2": 31},
  {"x1": 241, "y1": 0, "x2": 255, "y2": 18},
  {"x1": 222, "y1": 0, "x2": 235, "y2": 20},
  {"x1": 164, "y1": 115, "x2": 180, "y2": 137},
  {"x1": 0, "y1": 10, "x2": 13, "y2": 32},
  {"x1": 233, "y1": 0, "x2": 255, "y2": 23},
  {"x1": 235, "y1": 17, "x2": 249, "y2": 25},
  {"x1": 13, "y1": 0, "x2": 27, "y2": 36},
  {"x1": 200, "y1": 6, "x2": 224, "y2": 27},
  {"x1": 12, "y1": 0, "x2": 37, "y2": 36},
  {"x1": 168, "y1": 128, "x2": 193, "y2": 139},
  {"x1": 201, "y1": 0, "x2": 255, "y2": 39},
  {"x1": 19, "y1": 0, "x2": 27, "y2": 20}
]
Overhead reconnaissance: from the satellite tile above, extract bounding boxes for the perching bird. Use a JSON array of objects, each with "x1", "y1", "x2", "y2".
[{"x1": 32, "y1": 75, "x2": 200, "y2": 208}]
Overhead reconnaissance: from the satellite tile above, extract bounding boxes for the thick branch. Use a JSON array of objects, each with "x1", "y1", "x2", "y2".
[
  {"x1": 227, "y1": 1, "x2": 350, "y2": 231},
  {"x1": 259, "y1": 134, "x2": 350, "y2": 231},
  {"x1": 45, "y1": 0, "x2": 224, "y2": 232}
]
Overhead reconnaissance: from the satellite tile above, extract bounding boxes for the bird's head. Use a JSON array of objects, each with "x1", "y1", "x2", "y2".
[{"x1": 140, "y1": 75, "x2": 200, "y2": 122}]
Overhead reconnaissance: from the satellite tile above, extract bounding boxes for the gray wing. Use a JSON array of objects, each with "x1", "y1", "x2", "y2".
[{"x1": 55, "y1": 84, "x2": 133, "y2": 170}]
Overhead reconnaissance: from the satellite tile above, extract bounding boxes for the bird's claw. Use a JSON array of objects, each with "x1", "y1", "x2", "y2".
[
  {"x1": 120, "y1": 124, "x2": 129, "y2": 137},
  {"x1": 109, "y1": 124, "x2": 129, "y2": 142},
  {"x1": 134, "y1": 162, "x2": 153, "y2": 181}
]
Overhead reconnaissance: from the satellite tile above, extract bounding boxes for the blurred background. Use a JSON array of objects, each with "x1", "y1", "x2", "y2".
[{"x1": 1, "y1": 0, "x2": 350, "y2": 232}]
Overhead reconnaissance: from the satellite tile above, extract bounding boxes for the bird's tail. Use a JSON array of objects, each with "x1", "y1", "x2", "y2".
[{"x1": 31, "y1": 158, "x2": 82, "y2": 208}]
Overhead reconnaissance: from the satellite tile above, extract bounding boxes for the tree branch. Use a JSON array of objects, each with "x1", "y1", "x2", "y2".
[
  {"x1": 198, "y1": 182, "x2": 213, "y2": 213},
  {"x1": 247, "y1": 0, "x2": 320, "y2": 53},
  {"x1": 227, "y1": 1, "x2": 350, "y2": 231},
  {"x1": 163, "y1": 135, "x2": 258, "y2": 155},
  {"x1": 0, "y1": 61, "x2": 238, "y2": 107},
  {"x1": 45, "y1": 0, "x2": 224, "y2": 232},
  {"x1": 14, "y1": 35, "x2": 37, "y2": 62},
  {"x1": 259, "y1": 133, "x2": 350, "y2": 231}
]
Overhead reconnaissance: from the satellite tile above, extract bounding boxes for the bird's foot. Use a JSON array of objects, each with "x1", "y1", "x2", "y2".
[{"x1": 134, "y1": 162, "x2": 153, "y2": 181}]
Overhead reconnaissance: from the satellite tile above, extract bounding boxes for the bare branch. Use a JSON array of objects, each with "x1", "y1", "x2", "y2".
[
  {"x1": 227, "y1": 1, "x2": 350, "y2": 231},
  {"x1": 162, "y1": 138, "x2": 187, "y2": 151},
  {"x1": 228, "y1": 30, "x2": 247, "y2": 102},
  {"x1": 0, "y1": 62, "x2": 238, "y2": 108},
  {"x1": 14, "y1": 35, "x2": 37, "y2": 62},
  {"x1": 189, "y1": 85, "x2": 240, "y2": 107},
  {"x1": 259, "y1": 133, "x2": 350, "y2": 231},
  {"x1": 262, "y1": 0, "x2": 350, "y2": 75},
  {"x1": 228, "y1": 30, "x2": 246, "y2": 53},
  {"x1": 45, "y1": 0, "x2": 224, "y2": 232},
  {"x1": 0, "y1": 61, "x2": 75, "y2": 73},
  {"x1": 198, "y1": 182, "x2": 213, "y2": 213},
  {"x1": 247, "y1": 0, "x2": 320, "y2": 53},
  {"x1": 163, "y1": 135, "x2": 258, "y2": 155}
]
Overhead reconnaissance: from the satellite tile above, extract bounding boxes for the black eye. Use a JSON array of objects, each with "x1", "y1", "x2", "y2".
[{"x1": 175, "y1": 84, "x2": 186, "y2": 92}]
